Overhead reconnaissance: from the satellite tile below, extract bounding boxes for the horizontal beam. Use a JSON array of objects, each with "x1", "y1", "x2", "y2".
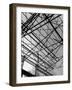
[
  {"x1": 21, "y1": 55, "x2": 53, "y2": 76},
  {"x1": 22, "y1": 38, "x2": 55, "y2": 65},
  {"x1": 22, "y1": 15, "x2": 61, "y2": 37},
  {"x1": 22, "y1": 44, "x2": 54, "y2": 69},
  {"x1": 28, "y1": 34, "x2": 56, "y2": 63},
  {"x1": 32, "y1": 32, "x2": 58, "y2": 60}
]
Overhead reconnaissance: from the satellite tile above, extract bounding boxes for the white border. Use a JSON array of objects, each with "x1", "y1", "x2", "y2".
[{"x1": 16, "y1": 7, "x2": 68, "y2": 83}]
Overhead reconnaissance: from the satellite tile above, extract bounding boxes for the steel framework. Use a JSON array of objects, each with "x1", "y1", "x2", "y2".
[{"x1": 21, "y1": 12, "x2": 63, "y2": 77}]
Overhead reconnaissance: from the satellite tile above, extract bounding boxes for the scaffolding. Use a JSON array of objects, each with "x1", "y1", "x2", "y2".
[{"x1": 21, "y1": 12, "x2": 63, "y2": 77}]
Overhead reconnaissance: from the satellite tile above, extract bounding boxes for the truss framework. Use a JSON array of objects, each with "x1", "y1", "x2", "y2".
[{"x1": 21, "y1": 12, "x2": 63, "y2": 77}]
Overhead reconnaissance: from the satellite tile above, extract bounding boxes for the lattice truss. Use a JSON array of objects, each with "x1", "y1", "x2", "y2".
[{"x1": 21, "y1": 12, "x2": 63, "y2": 77}]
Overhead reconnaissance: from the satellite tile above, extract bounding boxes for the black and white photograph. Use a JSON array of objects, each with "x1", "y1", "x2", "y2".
[
  {"x1": 9, "y1": 4, "x2": 70, "y2": 86},
  {"x1": 21, "y1": 12, "x2": 63, "y2": 77}
]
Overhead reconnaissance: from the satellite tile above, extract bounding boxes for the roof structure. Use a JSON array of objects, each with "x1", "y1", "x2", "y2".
[{"x1": 21, "y1": 12, "x2": 63, "y2": 77}]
